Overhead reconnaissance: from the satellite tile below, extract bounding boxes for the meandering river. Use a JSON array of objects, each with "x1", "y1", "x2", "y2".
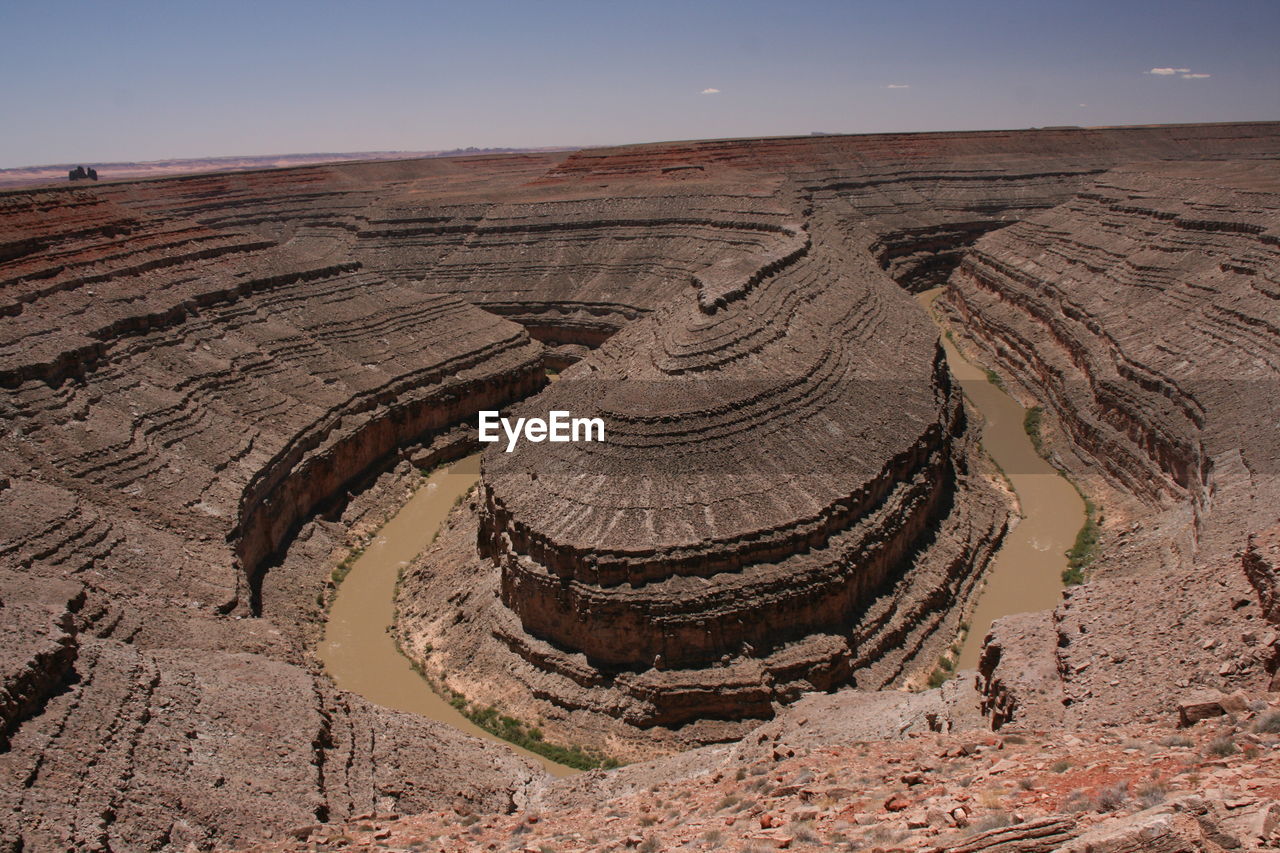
[
  {"x1": 918, "y1": 288, "x2": 1084, "y2": 669},
  {"x1": 318, "y1": 288, "x2": 1083, "y2": 772},
  {"x1": 317, "y1": 454, "x2": 573, "y2": 776}
]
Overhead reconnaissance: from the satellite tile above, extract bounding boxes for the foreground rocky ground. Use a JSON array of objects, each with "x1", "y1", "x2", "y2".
[{"x1": 243, "y1": 692, "x2": 1280, "y2": 852}]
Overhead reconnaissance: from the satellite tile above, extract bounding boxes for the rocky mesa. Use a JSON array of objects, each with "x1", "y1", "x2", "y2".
[{"x1": 1, "y1": 123, "x2": 1279, "y2": 850}]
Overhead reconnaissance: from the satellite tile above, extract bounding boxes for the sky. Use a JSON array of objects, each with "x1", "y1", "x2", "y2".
[{"x1": 2, "y1": 0, "x2": 1278, "y2": 168}]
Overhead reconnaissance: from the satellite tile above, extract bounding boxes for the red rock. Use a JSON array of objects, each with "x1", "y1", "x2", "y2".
[
  {"x1": 5, "y1": 123, "x2": 1280, "y2": 852},
  {"x1": 884, "y1": 794, "x2": 911, "y2": 812},
  {"x1": 1178, "y1": 691, "x2": 1236, "y2": 727}
]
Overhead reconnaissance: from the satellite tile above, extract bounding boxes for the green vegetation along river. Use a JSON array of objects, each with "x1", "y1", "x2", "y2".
[
  {"x1": 918, "y1": 287, "x2": 1086, "y2": 670},
  {"x1": 317, "y1": 454, "x2": 575, "y2": 777}
]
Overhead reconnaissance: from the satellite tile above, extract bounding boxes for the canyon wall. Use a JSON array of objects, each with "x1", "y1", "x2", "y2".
[
  {"x1": 949, "y1": 162, "x2": 1280, "y2": 729},
  {"x1": 393, "y1": 124, "x2": 1280, "y2": 759},
  {"x1": 394, "y1": 207, "x2": 1009, "y2": 755},
  {"x1": 2, "y1": 124, "x2": 1279, "y2": 846},
  {"x1": 0, "y1": 183, "x2": 548, "y2": 850}
]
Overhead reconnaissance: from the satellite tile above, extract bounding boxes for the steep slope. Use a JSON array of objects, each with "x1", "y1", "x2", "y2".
[
  {"x1": 393, "y1": 206, "x2": 1009, "y2": 757},
  {"x1": 945, "y1": 162, "x2": 1280, "y2": 729},
  {"x1": 0, "y1": 184, "x2": 548, "y2": 850},
  {"x1": 3, "y1": 125, "x2": 1280, "y2": 847}
]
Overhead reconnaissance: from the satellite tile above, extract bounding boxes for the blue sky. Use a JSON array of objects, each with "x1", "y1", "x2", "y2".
[{"x1": 2, "y1": 0, "x2": 1277, "y2": 168}]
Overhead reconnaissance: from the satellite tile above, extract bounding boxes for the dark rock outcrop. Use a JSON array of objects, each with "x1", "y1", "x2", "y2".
[{"x1": 0, "y1": 570, "x2": 82, "y2": 751}]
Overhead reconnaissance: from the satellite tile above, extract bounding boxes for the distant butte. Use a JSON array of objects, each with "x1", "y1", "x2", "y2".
[{"x1": 1, "y1": 123, "x2": 1279, "y2": 849}]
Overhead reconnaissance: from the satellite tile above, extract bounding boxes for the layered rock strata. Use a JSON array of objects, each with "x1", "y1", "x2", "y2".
[
  {"x1": 0, "y1": 570, "x2": 82, "y2": 752},
  {"x1": 947, "y1": 163, "x2": 1280, "y2": 729},
  {"x1": 0, "y1": 184, "x2": 547, "y2": 849},
  {"x1": 74, "y1": 123, "x2": 1280, "y2": 347},
  {"x1": 358, "y1": 195, "x2": 802, "y2": 343},
  {"x1": 0, "y1": 187, "x2": 544, "y2": 636},
  {"x1": 4, "y1": 125, "x2": 1280, "y2": 845},
  {"x1": 396, "y1": 212, "x2": 1011, "y2": 755},
  {"x1": 945, "y1": 163, "x2": 1280, "y2": 526},
  {"x1": 394, "y1": 128, "x2": 1280, "y2": 757},
  {"x1": 0, "y1": 631, "x2": 541, "y2": 852},
  {"x1": 82, "y1": 158, "x2": 801, "y2": 348},
  {"x1": 544, "y1": 122, "x2": 1280, "y2": 294}
]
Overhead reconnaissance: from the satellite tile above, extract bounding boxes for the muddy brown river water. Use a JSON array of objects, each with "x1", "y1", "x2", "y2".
[
  {"x1": 317, "y1": 454, "x2": 573, "y2": 776},
  {"x1": 918, "y1": 288, "x2": 1084, "y2": 669},
  {"x1": 319, "y1": 290, "x2": 1082, "y2": 772}
]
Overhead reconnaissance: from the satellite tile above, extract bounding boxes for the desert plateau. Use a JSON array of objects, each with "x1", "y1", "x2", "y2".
[{"x1": 3, "y1": 2, "x2": 1280, "y2": 850}]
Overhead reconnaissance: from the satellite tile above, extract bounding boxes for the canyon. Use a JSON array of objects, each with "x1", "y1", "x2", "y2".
[{"x1": 1, "y1": 123, "x2": 1278, "y2": 850}]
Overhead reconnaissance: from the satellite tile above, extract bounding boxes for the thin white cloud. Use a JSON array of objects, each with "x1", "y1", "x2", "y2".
[
  {"x1": 1147, "y1": 67, "x2": 1211, "y2": 79},
  {"x1": 700, "y1": 88, "x2": 720, "y2": 95},
  {"x1": 886, "y1": 83, "x2": 910, "y2": 89},
  {"x1": 1078, "y1": 103, "x2": 1088, "y2": 108}
]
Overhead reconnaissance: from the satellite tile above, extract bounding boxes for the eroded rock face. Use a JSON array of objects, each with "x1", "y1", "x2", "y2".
[
  {"x1": 459, "y1": 212, "x2": 1006, "y2": 737},
  {"x1": 392, "y1": 186, "x2": 1024, "y2": 755},
  {"x1": 945, "y1": 163, "x2": 1280, "y2": 524},
  {"x1": 0, "y1": 637, "x2": 542, "y2": 852},
  {"x1": 0, "y1": 180, "x2": 548, "y2": 848},
  {"x1": 484, "y1": 217, "x2": 957, "y2": 663},
  {"x1": 394, "y1": 125, "x2": 1280, "y2": 757},
  {"x1": 0, "y1": 190, "x2": 548, "y2": 627},
  {"x1": 977, "y1": 611, "x2": 1067, "y2": 732},
  {"x1": 944, "y1": 162, "x2": 1280, "y2": 729},
  {"x1": 0, "y1": 570, "x2": 82, "y2": 752},
  {"x1": 1245, "y1": 525, "x2": 1280, "y2": 629},
  {"x1": 4, "y1": 124, "x2": 1280, "y2": 845}
]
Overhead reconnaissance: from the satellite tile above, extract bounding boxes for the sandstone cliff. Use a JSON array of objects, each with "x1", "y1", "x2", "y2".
[
  {"x1": 944, "y1": 162, "x2": 1280, "y2": 729},
  {"x1": 2, "y1": 124, "x2": 1279, "y2": 848}
]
